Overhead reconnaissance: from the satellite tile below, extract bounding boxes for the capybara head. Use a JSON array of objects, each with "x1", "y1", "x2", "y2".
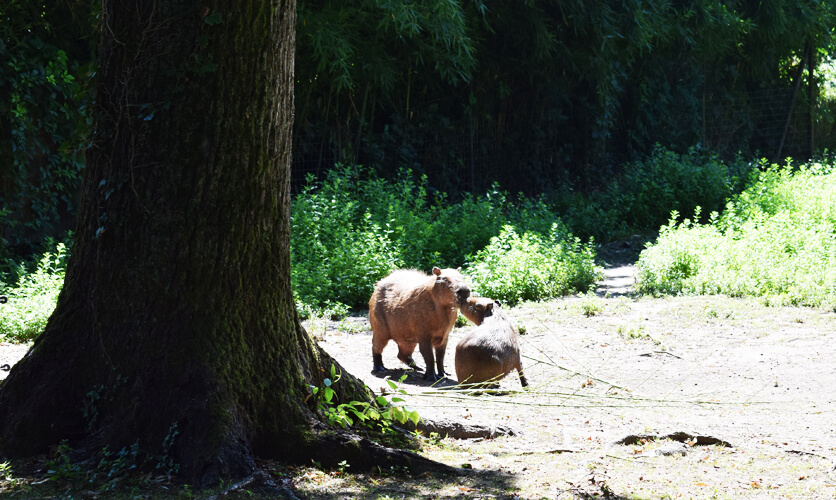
[
  {"x1": 432, "y1": 266, "x2": 471, "y2": 305},
  {"x1": 460, "y1": 296, "x2": 500, "y2": 326}
]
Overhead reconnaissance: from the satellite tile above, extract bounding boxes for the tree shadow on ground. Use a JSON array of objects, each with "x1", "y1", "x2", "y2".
[
  {"x1": 288, "y1": 465, "x2": 639, "y2": 499},
  {"x1": 370, "y1": 367, "x2": 460, "y2": 388},
  {"x1": 292, "y1": 467, "x2": 518, "y2": 499}
]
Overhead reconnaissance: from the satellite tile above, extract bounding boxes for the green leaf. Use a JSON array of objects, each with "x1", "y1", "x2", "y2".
[
  {"x1": 408, "y1": 410, "x2": 420, "y2": 425},
  {"x1": 204, "y1": 11, "x2": 223, "y2": 25}
]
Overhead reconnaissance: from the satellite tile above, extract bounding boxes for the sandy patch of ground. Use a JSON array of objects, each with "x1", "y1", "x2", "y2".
[{"x1": 299, "y1": 266, "x2": 836, "y2": 498}]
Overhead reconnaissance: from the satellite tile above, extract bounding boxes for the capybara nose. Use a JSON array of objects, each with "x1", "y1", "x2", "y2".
[{"x1": 456, "y1": 287, "x2": 472, "y2": 304}]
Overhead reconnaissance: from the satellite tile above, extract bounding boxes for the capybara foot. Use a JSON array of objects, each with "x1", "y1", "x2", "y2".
[
  {"x1": 372, "y1": 353, "x2": 387, "y2": 373},
  {"x1": 423, "y1": 371, "x2": 444, "y2": 382}
]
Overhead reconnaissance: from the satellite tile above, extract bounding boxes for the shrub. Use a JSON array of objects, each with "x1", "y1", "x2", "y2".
[
  {"x1": 611, "y1": 145, "x2": 738, "y2": 231},
  {"x1": 465, "y1": 224, "x2": 600, "y2": 305},
  {"x1": 290, "y1": 170, "x2": 402, "y2": 310},
  {"x1": 291, "y1": 165, "x2": 600, "y2": 310},
  {"x1": 0, "y1": 242, "x2": 67, "y2": 342},
  {"x1": 546, "y1": 145, "x2": 756, "y2": 243},
  {"x1": 636, "y1": 161, "x2": 836, "y2": 308}
]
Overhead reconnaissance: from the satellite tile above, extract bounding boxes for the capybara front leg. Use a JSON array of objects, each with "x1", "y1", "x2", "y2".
[
  {"x1": 418, "y1": 340, "x2": 441, "y2": 381},
  {"x1": 372, "y1": 352, "x2": 387, "y2": 373}
]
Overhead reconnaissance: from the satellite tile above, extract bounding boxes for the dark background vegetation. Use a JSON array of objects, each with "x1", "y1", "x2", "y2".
[{"x1": 2, "y1": 0, "x2": 836, "y2": 266}]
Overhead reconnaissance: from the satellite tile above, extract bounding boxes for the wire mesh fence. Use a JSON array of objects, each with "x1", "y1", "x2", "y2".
[{"x1": 291, "y1": 83, "x2": 827, "y2": 195}]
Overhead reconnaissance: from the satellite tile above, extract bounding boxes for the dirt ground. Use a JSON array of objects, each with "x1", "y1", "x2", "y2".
[
  {"x1": 297, "y1": 265, "x2": 836, "y2": 499},
  {"x1": 2, "y1": 265, "x2": 836, "y2": 498}
]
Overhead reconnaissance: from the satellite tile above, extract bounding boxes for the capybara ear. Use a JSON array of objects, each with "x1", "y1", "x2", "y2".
[
  {"x1": 432, "y1": 266, "x2": 441, "y2": 276},
  {"x1": 495, "y1": 300, "x2": 502, "y2": 308}
]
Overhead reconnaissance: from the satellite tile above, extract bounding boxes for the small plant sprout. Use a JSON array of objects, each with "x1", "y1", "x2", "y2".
[{"x1": 308, "y1": 366, "x2": 420, "y2": 431}]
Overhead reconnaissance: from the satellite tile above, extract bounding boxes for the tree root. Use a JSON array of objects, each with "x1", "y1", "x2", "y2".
[
  {"x1": 304, "y1": 424, "x2": 461, "y2": 475},
  {"x1": 206, "y1": 470, "x2": 300, "y2": 500},
  {"x1": 398, "y1": 417, "x2": 518, "y2": 440}
]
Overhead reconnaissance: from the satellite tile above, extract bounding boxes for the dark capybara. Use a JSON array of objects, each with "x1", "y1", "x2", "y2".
[
  {"x1": 369, "y1": 267, "x2": 471, "y2": 381},
  {"x1": 455, "y1": 298, "x2": 528, "y2": 388}
]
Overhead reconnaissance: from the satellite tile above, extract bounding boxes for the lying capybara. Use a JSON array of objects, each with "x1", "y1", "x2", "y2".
[
  {"x1": 455, "y1": 298, "x2": 528, "y2": 388},
  {"x1": 369, "y1": 267, "x2": 471, "y2": 381}
]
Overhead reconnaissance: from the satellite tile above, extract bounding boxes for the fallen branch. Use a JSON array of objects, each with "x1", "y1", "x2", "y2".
[{"x1": 639, "y1": 351, "x2": 683, "y2": 359}]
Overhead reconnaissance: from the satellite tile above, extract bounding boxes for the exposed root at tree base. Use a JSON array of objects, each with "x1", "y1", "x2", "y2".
[{"x1": 304, "y1": 424, "x2": 461, "y2": 475}]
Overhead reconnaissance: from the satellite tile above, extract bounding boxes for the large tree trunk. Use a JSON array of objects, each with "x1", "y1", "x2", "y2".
[{"x1": 0, "y1": 0, "x2": 420, "y2": 485}]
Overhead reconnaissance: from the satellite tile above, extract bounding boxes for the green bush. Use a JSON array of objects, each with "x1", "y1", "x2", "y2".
[
  {"x1": 610, "y1": 145, "x2": 739, "y2": 230},
  {"x1": 290, "y1": 169, "x2": 402, "y2": 311},
  {"x1": 549, "y1": 145, "x2": 755, "y2": 243},
  {"x1": 290, "y1": 165, "x2": 599, "y2": 310},
  {"x1": 465, "y1": 224, "x2": 600, "y2": 305},
  {"x1": 0, "y1": 242, "x2": 67, "y2": 342},
  {"x1": 636, "y1": 161, "x2": 836, "y2": 308}
]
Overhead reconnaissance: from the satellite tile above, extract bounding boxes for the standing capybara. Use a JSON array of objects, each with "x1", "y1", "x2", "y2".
[
  {"x1": 455, "y1": 298, "x2": 528, "y2": 388},
  {"x1": 369, "y1": 267, "x2": 471, "y2": 381}
]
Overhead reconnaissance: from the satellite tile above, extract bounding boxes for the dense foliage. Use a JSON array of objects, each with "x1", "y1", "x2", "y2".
[
  {"x1": 290, "y1": 166, "x2": 599, "y2": 314},
  {"x1": 3, "y1": 0, "x2": 836, "y2": 263},
  {"x1": 466, "y1": 225, "x2": 599, "y2": 306},
  {"x1": 0, "y1": 241, "x2": 67, "y2": 342},
  {"x1": 636, "y1": 160, "x2": 836, "y2": 309},
  {"x1": 295, "y1": 0, "x2": 836, "y2": 194},
  {"x1": 0, "y1": 1, "x2": 93, "y2": 258}
]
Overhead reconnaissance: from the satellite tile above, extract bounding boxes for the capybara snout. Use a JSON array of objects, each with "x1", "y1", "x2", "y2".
[
  {"x1": 455, "y1": 300, "x2": 528, "y2": 388},
  {"x1": 369, "y1": 266, "x2": 471, "y2": 381}
]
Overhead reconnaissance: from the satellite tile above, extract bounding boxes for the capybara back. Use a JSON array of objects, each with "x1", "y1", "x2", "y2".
[{"x1": 455, "y1": 302, "x2": 528, "y2": 388}]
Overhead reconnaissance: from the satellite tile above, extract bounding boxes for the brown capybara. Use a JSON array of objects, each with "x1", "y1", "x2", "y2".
[
  {"x1": 455, "y1": 298, "x2": 528, "y2": 388},
  {"x1": 459, "y1": 296, "x2": 496, "y2": 326},
  {"x1": 369, "y1": 267, "x2": 471, "y2": 381}
]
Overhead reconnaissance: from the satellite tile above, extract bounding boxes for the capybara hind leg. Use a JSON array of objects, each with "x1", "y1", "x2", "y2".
[
  {"x1": 418, "y1": 341, "x2": 441, "y2": 381},
  {"x1": 434, "y1": 345, "x2": 448, "y2": 377},
  {"x1": 397, "y1": 343, "x2": 421, "y2": 371},
  {"x1": 518, "y1": 368, "x2": 529, "y2": 387},
  {"x1": 518, "y1": 371, "x2": 529, "y2": 387}
]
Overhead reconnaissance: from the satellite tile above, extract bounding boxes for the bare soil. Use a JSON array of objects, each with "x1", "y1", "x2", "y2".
[
  {"x1": 299, "y1": 265, "x2": 836, "y2": 498},
  {"x1": 3, "y1": 265, "x2": 836, "y2": 498}
]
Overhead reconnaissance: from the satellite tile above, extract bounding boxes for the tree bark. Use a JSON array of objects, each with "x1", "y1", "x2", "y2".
[{"x1": 0, "y1": 0, "x2": 399, "y2": 485}]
